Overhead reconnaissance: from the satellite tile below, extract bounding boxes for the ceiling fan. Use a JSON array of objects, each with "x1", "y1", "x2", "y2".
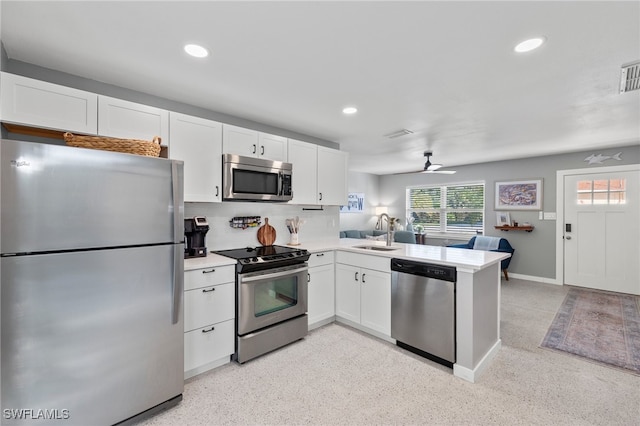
[{"x1": 406, "y1": 151, "x2": 457, "y2": 174}]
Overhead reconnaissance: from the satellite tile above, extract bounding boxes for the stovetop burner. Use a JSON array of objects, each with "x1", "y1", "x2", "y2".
[{"x1": 213, "y1": 245, "x2": 310, "y2": 273}]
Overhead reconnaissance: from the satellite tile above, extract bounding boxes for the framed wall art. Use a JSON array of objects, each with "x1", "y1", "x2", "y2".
[
  {"x1": 339, "y1": 192, "x2": 365, "y2": 213},
  {"x1": 495, "y1": 179, "x2": 543, "y2": 210}
]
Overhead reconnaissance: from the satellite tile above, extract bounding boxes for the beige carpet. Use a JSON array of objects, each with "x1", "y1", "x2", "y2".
[
  {"x1": 541, "y1": 287, "x2": 640, "y2": 375},
  {"x1": 139, "y1": 279, "x2": 640, "y2": 425}
]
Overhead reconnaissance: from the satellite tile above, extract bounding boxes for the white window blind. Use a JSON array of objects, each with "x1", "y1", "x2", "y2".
[{"x1": 407, "y1": 183, "x2": 485, "y2": 235}]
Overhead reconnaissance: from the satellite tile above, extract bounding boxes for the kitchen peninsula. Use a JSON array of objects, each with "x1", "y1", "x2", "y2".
[{"x1": 185, "y1": 239, "x2": 510, "y2": 383}]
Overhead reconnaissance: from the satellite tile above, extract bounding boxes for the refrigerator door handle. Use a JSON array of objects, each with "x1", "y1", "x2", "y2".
[
  {"x1": 171, "y1": 161, "x2": 181, "y2": 243},
  {"x1": 171, "y1": 160, "x2": 183, "y2": 324},
  {"x1": 172, "y1": 246, "x2": 183, "y2": 324}
]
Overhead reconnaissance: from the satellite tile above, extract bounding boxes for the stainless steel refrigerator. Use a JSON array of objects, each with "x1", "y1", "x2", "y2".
[{"x1": 1, "y1": 139, "x2": 184, "y2": 425}]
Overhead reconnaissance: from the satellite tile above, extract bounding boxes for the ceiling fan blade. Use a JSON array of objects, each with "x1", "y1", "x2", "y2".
[{"x1": 421, "y1": 169, "x2": 457, "y2": 174}]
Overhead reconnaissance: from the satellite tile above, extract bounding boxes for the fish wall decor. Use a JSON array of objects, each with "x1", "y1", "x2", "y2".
[{"x1": 584, "y1": 152, "x2": 622, "y2": 165}]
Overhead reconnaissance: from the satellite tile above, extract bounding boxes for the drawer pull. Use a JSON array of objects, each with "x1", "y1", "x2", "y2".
[
  {"x1": 202, "y1": 287, "x2": 216, "y2": 293},
  {"x1": 316, "y1": 253, "x2": 325, "y2": 257},
  {"x1": 202, "y1": 269, "x2": 216, "y2": 274},
  {"x1": 202, "y1": 326, "x2": 215, "y2": 333}
]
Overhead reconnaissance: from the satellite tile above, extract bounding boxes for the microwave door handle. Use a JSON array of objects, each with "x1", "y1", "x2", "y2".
[{"x1": 278, "y1": 171, "x2": 284, "y2": 196}]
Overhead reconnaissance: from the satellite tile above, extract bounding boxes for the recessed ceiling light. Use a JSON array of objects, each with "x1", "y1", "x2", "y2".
[
  {"x1": 342, "y1": 107, "x2": 358, "y2": 114},
  {"x1": 184, "y1": 44, "x2": 209, "y2": 58},
  {"x1": 514, "y1": 37, "x2": 545, "y2": 53}
]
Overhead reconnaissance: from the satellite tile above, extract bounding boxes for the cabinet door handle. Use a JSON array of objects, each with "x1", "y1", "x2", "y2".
[
  {"x1": 319, "y1": 192, "x2": 323, "y2": 201},
  {"x1": 215, "y1": 186, "x2": 219, "y2": 197},
  {"x1": 307, "y1": 273, "x2": 311, "y2": 283},
  {"x1": 355, "y1": 271, "x2": 359, "y2": 281},
  {"x1": 362, "y1": 273, "x2": 366, "y2": 283},
  {"x1": 252, "y1": 144, "x2": 257, "y2": 154},
  {"x1": 202, "y1": 287, "x2": 216, "y2": 293},
  {"x1": 202, "y1": 269, "x2": 216, "y2": 274},
  {"x1": 261, "y1": 145, "x2": 265, "y2": 156},
  {"x1": 202, "y1": 326, "x2": 215, "y2": 333}
]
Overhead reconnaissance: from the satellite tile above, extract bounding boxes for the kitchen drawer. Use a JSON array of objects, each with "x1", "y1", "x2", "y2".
[
  {"x1": 184, "y1": 319, "x2": 234, "y2": 372},
  {"x1": 336, "y1": 251, "x2": 391, "y2": 273},
  {"x1": 184, "y1": 265, "x2": 235, "y2": 291},
  {"x1": 307, "y1": 251, "x2": 334, "y2": 268},
  {"x1": 184, "y1": 282, "x2": 235, "y2": 332}
]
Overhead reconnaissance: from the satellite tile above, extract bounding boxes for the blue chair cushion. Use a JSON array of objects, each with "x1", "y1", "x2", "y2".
[
  {"x1": 448, "y1": 236, "x2": 514, "y2": 270},
  {"x1": 344, "y1": 230, "x2": 361, "y2": 239}
]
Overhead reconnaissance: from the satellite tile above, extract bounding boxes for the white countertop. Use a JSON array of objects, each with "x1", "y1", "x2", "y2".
[
  {"x1": 185, "y1": 238, "x2": 510, "y2": 272},
  {"x1": 184, "y1": 253, "x2": 236, "y2": 271}
]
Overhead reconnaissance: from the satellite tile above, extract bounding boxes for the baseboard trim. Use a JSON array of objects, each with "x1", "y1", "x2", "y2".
[
  {"x1": 309, "y1": 316, "x2": 336, "y2": 331},
  {"x1": 453, "y1": 339, "x2": 502, "y2": 383},
  {"x1": 507, "y1": 273, "x2": 562, "y2": 285},
  {"x1": 335, "y1": 317, "x2": 396, "y2": 344},
  {"x1": 184, "y1": 355, "x2": 231, "y2": 380}
]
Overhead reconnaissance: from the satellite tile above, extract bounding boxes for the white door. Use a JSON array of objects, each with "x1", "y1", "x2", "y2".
[
  {"x1": 307, "y1": 264, "x2": 335, "y2": 325},
  {"x1": 222, "y1": 124, "x2": 259, "y2": 157},
  {"x1": 169, "y1": 113, "x2": 223, "y2": 202},
  {"x1": 98, "y1": 96, "x2": 169, "y2": 145},
  {"x1": 335, "y1": 263, "x2": 361, "y2": 323},
  {"x1": 360, "y1": 268, "x2": 391, "y2": 336},
  {"x1": 258, "y1": 132, "x2": 288, "y2": 161},
  {"x1": 317, "y1": 147, "x2": 348, "y2": 205},
  {"x1": 288, "y1": 139, "x2": 318, "y2": 205},
  {"x1": 564, "y1": 170, "x2": 640, "y2": 294}
]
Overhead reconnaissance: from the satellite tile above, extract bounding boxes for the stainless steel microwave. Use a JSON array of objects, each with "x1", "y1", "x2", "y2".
[{"x1": 222, "y1": 154, "x2": 293, "y2": 202}]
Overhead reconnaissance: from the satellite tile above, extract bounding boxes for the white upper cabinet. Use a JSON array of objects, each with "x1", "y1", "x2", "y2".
[
  {"x1": 0, "y1": 72, "x2": 98, "y2": 134},
  {"x1": 98, "y1": 96, "x2": 169, "y2": 146},
  {"x1": 287, "y1": 139, "x2": 318, "y2": 205},
  {"x1": 222, "y1": 124, "x2": 258, "y2": 157},
  {"x1": 223, "y1": 124, "x2": 287, "y2": 162},
  {"x1": 169, "y1": 112, "x2": 223, "y2": 203},
  {"x1": 258, "y1": 132, "x2": 287, "y2": 162},
  {"x1": 288, "y1": 139, "x2": 348, "y2": 206},
  {"x1": 317, "y1": 146, "x2": 348, "y2": 206}
]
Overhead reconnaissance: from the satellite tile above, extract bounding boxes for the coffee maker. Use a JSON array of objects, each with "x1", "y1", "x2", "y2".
[{"x1": 184, "y1": 216, "x2": 209, "y2": 258}]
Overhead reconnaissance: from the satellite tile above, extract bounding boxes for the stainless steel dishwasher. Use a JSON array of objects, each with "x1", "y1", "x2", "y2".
[{"x1": 391, "y1": 258, "x2": 456, "y2": 368}]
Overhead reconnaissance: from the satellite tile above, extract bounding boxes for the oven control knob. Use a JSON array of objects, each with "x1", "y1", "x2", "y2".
[{"x1": 252, "y1": 257, "x2": 259, "y2": 262}]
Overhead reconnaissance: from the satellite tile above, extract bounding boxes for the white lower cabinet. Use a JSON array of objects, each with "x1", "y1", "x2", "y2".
[
  {"x1": 307, "y1": 251, "x2": 335, "y2": 328},
  {"x1": 335, "y1": 252, "x2": 391, "y2": 337},
  {"x1": 183, "y1": 265, "x2": 235, "y2": 378}
]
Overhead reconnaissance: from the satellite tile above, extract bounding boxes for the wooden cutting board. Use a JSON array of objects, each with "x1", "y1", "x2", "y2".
[{"x1": 257, "y1": 217, "x2": 276, "y2": 246}]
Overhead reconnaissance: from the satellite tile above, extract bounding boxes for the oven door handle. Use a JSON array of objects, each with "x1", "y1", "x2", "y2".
[{"x1": 239, "y1": 265, "x2": 309, "y2": 283}]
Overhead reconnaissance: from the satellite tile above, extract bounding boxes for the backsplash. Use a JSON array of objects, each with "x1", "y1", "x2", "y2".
[{"x1": 184, "y1": 202, "x2": 340, "y2": 250}]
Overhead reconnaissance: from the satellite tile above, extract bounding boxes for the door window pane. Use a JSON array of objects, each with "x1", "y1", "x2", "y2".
[
  {"x1": 577, "y1": 193, "x2": 592, "y2": 204},
  {"x1": 254, "y1": 276, "x2": 298, "y2": 317}
]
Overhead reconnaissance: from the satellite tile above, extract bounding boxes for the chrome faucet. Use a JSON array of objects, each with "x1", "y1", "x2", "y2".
[{"x1": 379, "y1": 213, "x2": 393, "y2": 246}]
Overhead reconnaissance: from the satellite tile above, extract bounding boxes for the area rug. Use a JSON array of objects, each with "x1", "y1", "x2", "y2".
[{"x1": 540, "y1": 287, "x2": 640, "y2": 375}]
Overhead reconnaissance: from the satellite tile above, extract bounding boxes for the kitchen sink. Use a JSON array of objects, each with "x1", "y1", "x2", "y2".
[{"x1": 353, "y1": 245, "x2": 401, "y2": 252}]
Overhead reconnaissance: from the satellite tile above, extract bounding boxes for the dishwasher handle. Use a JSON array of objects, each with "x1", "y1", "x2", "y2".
[{"x1": 390, "y1": 258, "x2": 456, "y2": 282}]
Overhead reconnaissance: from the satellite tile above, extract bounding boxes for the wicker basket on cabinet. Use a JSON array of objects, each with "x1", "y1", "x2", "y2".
[{"x1": 63, "y1": 132, "x2": 162, "y2": 157}]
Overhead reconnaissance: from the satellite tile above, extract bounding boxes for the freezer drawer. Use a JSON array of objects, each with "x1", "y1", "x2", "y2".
[{"x1": 1, "y1": 245, "x2": 183, "y2": 425}]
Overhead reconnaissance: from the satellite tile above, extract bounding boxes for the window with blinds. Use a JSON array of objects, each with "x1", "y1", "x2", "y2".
[{"x1": 407, "y1": 183, "x2": 485, "y2": 234}]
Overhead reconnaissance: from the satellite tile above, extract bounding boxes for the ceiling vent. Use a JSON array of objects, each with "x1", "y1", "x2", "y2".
[
  {"x1": 620, "y1": 61, "x2": 640, "y2": 93},
  {"x1": 384, "y1": 129, "x2": 414, "y2": 139}
]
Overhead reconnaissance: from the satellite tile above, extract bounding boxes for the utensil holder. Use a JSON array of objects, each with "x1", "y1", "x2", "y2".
[{"x1": 289, "y1": 233, "x2": 300, "y2": 245}]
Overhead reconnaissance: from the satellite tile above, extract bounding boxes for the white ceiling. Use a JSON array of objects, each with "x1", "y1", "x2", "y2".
[{"x1": 2, "y1": 1, "x2": 639, "y2": 175}]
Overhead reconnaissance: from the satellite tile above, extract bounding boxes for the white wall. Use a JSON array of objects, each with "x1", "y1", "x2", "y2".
[
  {"x1": 339, "y1": 171, "x2": 380, "y2": 231},
  {"x1": 185, "y1": 202, "x2": 339, "y2": 251}
]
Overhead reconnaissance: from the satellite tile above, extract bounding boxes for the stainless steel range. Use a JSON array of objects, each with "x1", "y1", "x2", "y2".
[{"x1": 213, "y1": 245, "x2": 310, "y2": 363}]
